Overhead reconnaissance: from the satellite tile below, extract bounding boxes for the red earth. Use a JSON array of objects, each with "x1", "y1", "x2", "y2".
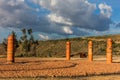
[{"x1": 0, "y1": 57, "x2": 120, "y2": 78}]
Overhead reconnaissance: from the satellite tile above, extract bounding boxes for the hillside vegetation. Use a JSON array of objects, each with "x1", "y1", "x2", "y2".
[{"x1": 1, "y1": 34, "x2": 120, "y2": 57}]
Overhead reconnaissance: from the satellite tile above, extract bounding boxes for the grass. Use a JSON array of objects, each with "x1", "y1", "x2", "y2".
[{"x1": 1, "y1": 34, "x2": 120, "y2": 57}]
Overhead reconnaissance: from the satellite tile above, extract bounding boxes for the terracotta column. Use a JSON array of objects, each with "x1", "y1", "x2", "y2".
[
  {"x1": 7, "y1": 34, "x2": 14, "y2": 63},
  {"x1": 66, "y1": 41, "x2": 71, "y2": 60},
  {"x1": 106, "y1": 38, "x2": 112, "y2": 64},
  {"x1": 88, "y1": 41, "x2": 93, "y2": 62}
]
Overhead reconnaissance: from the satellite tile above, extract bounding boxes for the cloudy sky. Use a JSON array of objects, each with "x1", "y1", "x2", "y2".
[{"x1": 0, "y1": 0, "x2": 120, "y2": 42}]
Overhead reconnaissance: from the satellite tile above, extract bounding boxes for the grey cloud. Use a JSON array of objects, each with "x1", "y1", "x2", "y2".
[
  {"x1": 0, "y1": 0, "x2": 113, "y2": 40},
  {"x1": 39, "y1": 0, "x2": 112, "y2": 31},
  {"x1": 0, "y1": 0, "x2": 73, "y2": 35}
]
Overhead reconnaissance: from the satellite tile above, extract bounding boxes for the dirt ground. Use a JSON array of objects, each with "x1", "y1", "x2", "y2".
[{"x1": 0, "y1": 56, "x2": 120, "y2": 79}]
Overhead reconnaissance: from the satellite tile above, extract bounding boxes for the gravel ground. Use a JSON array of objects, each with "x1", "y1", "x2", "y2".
[{"x1": 0, "y1": 57, "x2": 120, "y2": 78}]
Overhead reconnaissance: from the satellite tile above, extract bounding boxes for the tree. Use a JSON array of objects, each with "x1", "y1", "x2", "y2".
[
  {"x1": 19, "y1": 28, "x2": 38, "y2": 56},
  {"x1": 11, "y1": 31, "x2": 19, "y2": 52},
  {"x1": 2, "y1": 38, "x2": 7, "y2": 51},
  {"x1": 2, "y1": 31, "x2": 19, "y2": 52},
  {"x1": 28, "y1": 28, "x2": 34, "y2": 45},
  {"x1": 19, "y1": 28, "x2": 29, "y2": 54}
]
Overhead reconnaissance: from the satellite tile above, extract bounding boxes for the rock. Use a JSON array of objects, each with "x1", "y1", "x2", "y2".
[{"x1": 79, "y1": 52, "x2": 87, "y2": 58}]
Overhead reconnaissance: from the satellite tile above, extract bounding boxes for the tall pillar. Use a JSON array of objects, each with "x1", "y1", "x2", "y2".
[
  {"x1": 88, "y1": 41, "x2": 93, "y2": 62},
  {"x1": 7, "y1": 34, "x2": 14, "y2": 63},
  {"x1": 66, "y1": 41, "x2": 71, "y2": 60},
  {"x1": 106, "y1": 38, "x2": 112, "y2": 64}
]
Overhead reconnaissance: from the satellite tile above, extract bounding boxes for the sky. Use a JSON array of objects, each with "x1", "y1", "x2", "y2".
[{"x1": 0, "y1": 0, "x2": 120, "y2": 42}]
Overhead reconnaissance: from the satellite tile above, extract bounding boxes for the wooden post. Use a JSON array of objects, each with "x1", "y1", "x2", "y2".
[
  {"x1": 66, "y1": 41, "x2": 71, "y2": 60},
  {"x1": 88, "y1": 41, "x2": 93, "y2": 62},
  {"x1": 106, "y1": 38, "x2": 112, "y2": 64},
  {"x1": 7, "y1": 34, "x2": 14, "y2": 63}
]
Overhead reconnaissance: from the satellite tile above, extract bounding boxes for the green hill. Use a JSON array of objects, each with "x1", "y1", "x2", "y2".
[{"x1": 1, "y1": 34, "x2": 120, "y2": 57}]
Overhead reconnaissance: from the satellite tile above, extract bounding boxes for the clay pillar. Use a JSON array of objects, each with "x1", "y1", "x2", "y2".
[
  {"x1": 66, "y1": 41, "x2": 71, "y2": 60},
  {"x1": 7, "y1": 35, "x2": 15, "y2": 63},
  {"x1": 88, "y1": 41, "x2": 93, "y2": 62},
  {"x1": 106, "y1": 38, "x2": 112, "y2": 64}
]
